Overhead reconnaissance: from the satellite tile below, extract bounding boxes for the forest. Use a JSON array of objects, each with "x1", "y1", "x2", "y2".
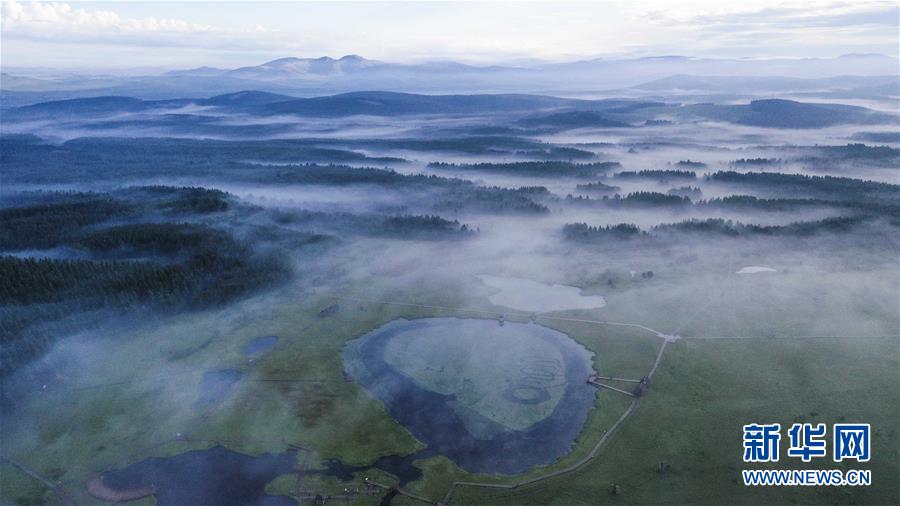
[
  {"x1": 426, "y1": 161, "x2": 620, "y2": 178},
  {"x1": 563, "y1": 216, "x2": 877, "y2": 244},
  {"x1": 566, "y1": 192, "x2": 693, "y2": 206},
  {"x1": 273, "y1": 210, "x2": 476, "y2": 239},
  {"x1": 615, "y1": 169, "x2": 697, "y2": 180},
  {"x1": 705, "y1": 171, "x2": 900, "y2": 200},
  {"x1": 573, "y1": 181, "x2": 622, "y2": 194},
  {"x1": 0, "y1": 188, "x2": 292, "y2": 378}
]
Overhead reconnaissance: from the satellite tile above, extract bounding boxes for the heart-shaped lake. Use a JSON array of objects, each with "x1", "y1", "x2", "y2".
[{"x1": 342, "y1": 317, "x2": 597, "y2": 474}]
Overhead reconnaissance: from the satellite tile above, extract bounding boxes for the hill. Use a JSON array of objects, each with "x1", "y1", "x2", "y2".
[
  {"x1": 518, "y1": 110, "x2": 631, "y2": 129},
  {"x1": 264, "y1": 91, "x2": 581, "y2": 116},
  {"x1": 684, "y1": 99, "x2": 893, "y2": 128}
]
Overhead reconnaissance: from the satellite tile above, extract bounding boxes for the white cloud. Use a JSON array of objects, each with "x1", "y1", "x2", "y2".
[
  {"x1": 2, "y1": 1, "x2": 211, "y2": 35},
  {"x1": 0, "y1": 0, "x2": 896, "y2": 69},
  {"x1": 0, "y1": 0, "x2": 283, "y2": 51},
  {"x1": 637, "y1": 1, "x2": 898, "y2": 58},
  {"x1": 646, "y1": 1, "x2": 899, "y2": 31}
]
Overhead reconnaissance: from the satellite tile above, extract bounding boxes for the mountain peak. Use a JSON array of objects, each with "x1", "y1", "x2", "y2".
[
  {"x1": 838, "y1": 53, "x2": 892, "y2": 59},
  {"x1": 259, "y1": 55, "x2": 371, "y2": 66},
  {"x1": 261, "y1": 57, "x2": 304, "y2": 66}
]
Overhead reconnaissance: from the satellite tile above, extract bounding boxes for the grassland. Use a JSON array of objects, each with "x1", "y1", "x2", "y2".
[
  {"x1": 447, "y1": 336, "x2": 899, "y2": 505},
  {"x1": 1, "y1": 269, "x2": 659, "y2": 505},
  {"x1": 2, "y1": 250, "x2": 897, "y2": 505}
]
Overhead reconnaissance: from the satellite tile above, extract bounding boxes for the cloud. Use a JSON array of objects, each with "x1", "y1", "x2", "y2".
[
  {"x1": 1, "y1": 0, "x2": 896, "y2": 69},
  {"x1": 639, "y1": 1, "x2": 898, "y2": 58},
  {"x1": 0, "y1": 1, "x2": 275, "y2": 49},
  {"x1": 3, "y1": 1, "x2": 210, "y2": 34},
  {"x1": 646, "y1": 1, "x2": 899, "y2": 32}
]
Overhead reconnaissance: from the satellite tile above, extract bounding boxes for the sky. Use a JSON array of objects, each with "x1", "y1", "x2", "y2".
[{"x1": 1, "y1": 1, "x2": 898, "y2": 71}]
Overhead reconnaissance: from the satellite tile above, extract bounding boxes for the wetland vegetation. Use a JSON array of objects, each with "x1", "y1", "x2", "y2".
[{"x1": 2, "y1": 12, "x2": 898, "y2": 505}]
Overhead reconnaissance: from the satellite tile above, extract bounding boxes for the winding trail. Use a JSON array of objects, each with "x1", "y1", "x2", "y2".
[
  {"x1": 13, "y1": 280, "x2": 882, "y2": 505},
  {"x1": 335, "y1": 292, "x2": 675, "y2": 505},
  {"x1": 438, "y1": 340, "x2": 668, "y2": 505},
  {"x1": 331, "y1": 264, "x2": 739, "y2": 504},
  {"x1": 682, "y1": 334, "x2": 900, "y2": 340}
]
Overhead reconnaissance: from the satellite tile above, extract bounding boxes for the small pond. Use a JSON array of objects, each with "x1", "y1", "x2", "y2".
[
  {"x1": 99, "y1": 446, "x2": 297, "y2": 505},
  {"x1": 94, "y1": 446, "x2": 425, "y2": 505},
  {"x1": 196, "y1": 369, "x2": 243, "y2": 408},
  {"x1": 477, "y1": 274, "x2": 606, "y2": 312},
  {"x1": 243, "y1": 335, "x2": 279, "y2": 356}
]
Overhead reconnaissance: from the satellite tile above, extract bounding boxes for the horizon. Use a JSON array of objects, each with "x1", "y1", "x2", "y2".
[
  {"x1": 5, "y1": 51, "x2": 900, "y2": 77},
  {"x1": 2, "y1": 0, "x2": 899, "y2": 71}
]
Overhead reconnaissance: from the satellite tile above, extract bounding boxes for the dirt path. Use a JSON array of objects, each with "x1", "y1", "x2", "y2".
[
  {"x1": 1, "y1": 455, "x2": 74, "y2": 506},
  {"x1": 336, "y1": 294, "x2": 674, "y2": 505}
]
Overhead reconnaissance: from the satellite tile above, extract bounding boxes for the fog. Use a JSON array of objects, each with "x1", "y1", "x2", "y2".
[{"x1": 2, "y1": 74, "x2": 899, "y2": 505}]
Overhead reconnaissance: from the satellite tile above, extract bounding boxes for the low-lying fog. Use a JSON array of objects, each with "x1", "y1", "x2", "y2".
[{"x1": 1, "y1": 84, "x2": 898, "y2": 505}]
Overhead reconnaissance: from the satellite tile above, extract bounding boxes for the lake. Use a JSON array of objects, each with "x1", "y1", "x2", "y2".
[
  {"x1": 477, "y1": 274, "x2": 607, "y2": 312},
  {"x1": 342, "y1": 317, "x2": 597, "y2": 474}
]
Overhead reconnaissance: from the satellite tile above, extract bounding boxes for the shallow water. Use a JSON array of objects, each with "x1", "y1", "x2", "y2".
[
  {"x1": 342, "y1": 317, "x2": 596, "y2": 474},
  {"x1": 101, "y1": 446, "x2": 297, "y2": 506},
  {"x1": 99, "y1": 445, "x2": 424, "y2": 505},
  {"x1": 243, "y1": 335, "x2": 279, "y2": 356},
  {"x1": 477, "y1": 274, "x2": 607, "y2": 312},
  {"x1": 196, "y1": 369, "x2": 243, "y2": 408},
  {"x1": 316, "y1": 450, "x2": 433, "y2": 487}
]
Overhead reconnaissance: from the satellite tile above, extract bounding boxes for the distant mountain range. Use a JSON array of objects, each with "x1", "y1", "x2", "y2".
[
  {"x1": 2, "y1": 54, "x2": 898, "y2": 107},
  {"x1": 226, "y1": 55, "x2": 383, "y2": 80},
  {"x1": 5, "y1": 91, "x2": 893, "y2": 130},
  {"x1": 4, "y1": 91, "x2": 590, "y2": 118}
]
